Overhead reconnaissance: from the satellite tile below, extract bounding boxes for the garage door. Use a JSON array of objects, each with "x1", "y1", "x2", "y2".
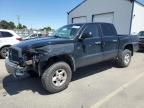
[
  {"x1": 72, "y1": 16, "x2": 87, "y2": 24},
  {"x1": 93, "y1": 12, "x2": 114, "y2": 24}
]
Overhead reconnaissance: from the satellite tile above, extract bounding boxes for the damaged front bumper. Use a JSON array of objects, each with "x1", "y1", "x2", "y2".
[{"x1": 5, "y1": 58, "x2": 26, "y2": 77}]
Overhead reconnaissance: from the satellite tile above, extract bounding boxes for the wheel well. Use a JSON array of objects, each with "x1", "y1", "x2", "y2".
[
  {"x1": 124, "y1": 44, "x2": 133, "y2": 56},
  {"x1": 42, "y1": 55, "x2": 75, "y2": 74},
  {"x1": 0, "y1": 45, "x2": 11, "y2": 51}
]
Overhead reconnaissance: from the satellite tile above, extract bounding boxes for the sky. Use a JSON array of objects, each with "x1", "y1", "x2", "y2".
[
  {"x1": 0, "y1": 0, "x2": 144, "y2": 29},
  {"x1": 0, "y1": 0, "x2": 83, "y2": 29}
]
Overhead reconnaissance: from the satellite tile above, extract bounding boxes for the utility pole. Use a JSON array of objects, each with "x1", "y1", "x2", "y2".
[
  {"x1": 17, "y1": 15, "x2": 21, "y2": 26},
  {"x1": 0, "y1": 19, "x2": 1, "y2": 28}
]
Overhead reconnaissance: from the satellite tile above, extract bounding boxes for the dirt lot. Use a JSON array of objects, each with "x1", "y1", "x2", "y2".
[{"x1": 0, "y1": 52, "x2": 144, "y2": 108}]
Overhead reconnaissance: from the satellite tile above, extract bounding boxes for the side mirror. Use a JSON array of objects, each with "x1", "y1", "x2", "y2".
[{"x1": 81, "y1": 32, "x2": 93, "y2": 39}]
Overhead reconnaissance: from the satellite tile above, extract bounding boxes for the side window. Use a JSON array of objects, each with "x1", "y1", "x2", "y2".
[
  {"x1": 82, "y1": 24, "x2": 99, "y2": 39},
  {"x1": 101, "y1": 24, "x2": 117, "y2": 37},
  {"x1": 1, "y1": 32, "x2": 13, "y2": 37},
  {"x1": 139, "y1": 32, "x2": 144, "y2": 36}
]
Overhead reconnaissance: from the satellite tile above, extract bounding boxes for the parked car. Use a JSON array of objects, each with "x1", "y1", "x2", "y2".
[
  {"x1": 138, "y1": 31, "x2": 144, "y2": 50},
  {"x1": 5, "y1": 23, "x2": 138, "y2": 93},
  {"x1": 22, "y1": 33, "x2": 48, "y2": 40},
  {"x1": 0, "y1": 29, "x2": 22, "y2": 58}
]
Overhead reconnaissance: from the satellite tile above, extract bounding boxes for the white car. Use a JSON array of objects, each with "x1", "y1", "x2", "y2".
[{"x1": 0, "y1": 29, "x2": 22, "y2": 58}]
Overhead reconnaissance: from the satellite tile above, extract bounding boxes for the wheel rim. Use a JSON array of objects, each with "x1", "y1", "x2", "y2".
[
  {"x1": 52, "y1": 69, "x2": 67, "y2": 87},
  {"x1": 124, "y1": 53, "x2": 130, "y2": 65},
  {"x1": 1, "y1": 47, "x2": 9, "y2": 58}
]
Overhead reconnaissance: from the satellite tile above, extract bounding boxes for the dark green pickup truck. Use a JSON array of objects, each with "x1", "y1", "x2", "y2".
[{"x1": 5, "y1": 23, "x2": 138, "y2": 93}]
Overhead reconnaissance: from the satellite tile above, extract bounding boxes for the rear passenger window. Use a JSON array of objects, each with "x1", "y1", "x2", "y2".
[
  {"x1": 101, "y1": 24, "x2": 117, "y2": 36},
  {"x1": 1, "y1": 32, "x2": 13, "y2": 37},
  {"x1": 82, "y1": 24, "x2": 99, "y2": 38}
]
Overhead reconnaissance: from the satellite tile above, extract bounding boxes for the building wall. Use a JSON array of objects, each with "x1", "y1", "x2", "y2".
[
  {"x1": 131, "y1": 2, "x2": 144, "y2": 35},
  {"x1": 68, "y1": 0, "x2": 133, "y2": 35}
]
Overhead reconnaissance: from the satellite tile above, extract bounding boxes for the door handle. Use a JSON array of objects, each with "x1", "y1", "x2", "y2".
[
  {"x1": 95, "y1": 42, "x2": 101, "y2": 45},
  {"x1": 112, "y1": 40, "x2": 118, "y2": 42}
]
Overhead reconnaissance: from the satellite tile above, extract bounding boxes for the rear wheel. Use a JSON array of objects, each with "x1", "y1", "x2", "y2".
[
  {"x1": 41, "y1": 62, "x2": 72, "y2": 93},
  {"x1": 117, "y1": 49, "x2": 132, "y2": 67},
  {"x1": 0, "y1": 46, "x2": 10, "y2": 59}
]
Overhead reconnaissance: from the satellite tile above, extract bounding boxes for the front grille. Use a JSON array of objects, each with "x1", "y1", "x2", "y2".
[{"x1": 9, "y1": 48, "x2": 20, "y2": 63}]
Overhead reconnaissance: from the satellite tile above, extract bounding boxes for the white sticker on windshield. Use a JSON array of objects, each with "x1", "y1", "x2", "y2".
[{"x1": 72, "y1": 26, "x2": 80, "y2": 29}]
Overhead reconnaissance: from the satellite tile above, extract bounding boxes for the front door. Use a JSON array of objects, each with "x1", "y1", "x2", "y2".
[{"x1": 75, "y1": 24, "x2": 103, "y2": 67}]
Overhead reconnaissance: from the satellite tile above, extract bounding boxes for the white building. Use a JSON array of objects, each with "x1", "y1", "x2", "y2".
[{"x1": 68, "y1": 0, "x2": 144, "y2": 35}]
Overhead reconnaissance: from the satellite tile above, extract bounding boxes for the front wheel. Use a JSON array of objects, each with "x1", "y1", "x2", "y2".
[
  {"x1": 41, "y1": 62, "x2": 72, "y2": 93},
  {"x1": 0, "y1": 46, "x2": 10, "y2": 59},
  {"x1": 117, "y1": 49, "x2": 132, "y2": 67}
]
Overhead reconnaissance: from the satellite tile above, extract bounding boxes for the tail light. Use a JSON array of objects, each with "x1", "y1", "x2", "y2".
[{"x1": 16, "y1": 38, "x2": 23, "y2": 41}]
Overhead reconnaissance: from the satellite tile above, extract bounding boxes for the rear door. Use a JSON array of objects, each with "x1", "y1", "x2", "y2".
[
  {"x1": 100, "y1": 23, "x2": 119, "y2": 60},
  {"x1": 75, "y1": 24, "x2": 103, "y2": 67}
]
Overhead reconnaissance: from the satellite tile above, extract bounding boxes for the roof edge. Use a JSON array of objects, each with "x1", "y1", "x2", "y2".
[
  {"x1": 68, "y1": 0, "x2": 144, "y2": 15},
  {"x1": 68, "y1": 0, "x2": 87, "y2": 14}
]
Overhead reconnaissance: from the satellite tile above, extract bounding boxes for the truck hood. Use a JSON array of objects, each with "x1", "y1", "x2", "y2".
[{"x1": 14, "y1": 37, "x2": 74, "y2": 50}]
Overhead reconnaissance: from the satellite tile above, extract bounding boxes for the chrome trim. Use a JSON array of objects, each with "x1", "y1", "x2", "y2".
[{"x1": 5, "y1": 58, "x2": 25, "y2": 77}]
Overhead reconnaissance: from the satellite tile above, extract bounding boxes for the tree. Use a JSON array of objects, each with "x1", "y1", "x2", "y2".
[
  {"x1": 17, "y1": 24, "x2": 23, "y2": 29},
  {"x1": 22, "y1": 25, "x2": 27, "y2": 29},
  {"x1": 0, "y1": 20, "x2": 9, "y2": 29},
  {"x1": 42, "y1": 26, "x2": 52, "y2": 32},
  {"x1": 17, "y1": 24, "x2": 27, "y2": 29},
  {"x1": 9, "y1": 21, "x2": 16, "y2": 29},
  {"x1": 0, "y1": 20, "x2": 16, "y2": 29},
  {"x1": 0, "y1": 20, "x2": 27, "y2": 29}
]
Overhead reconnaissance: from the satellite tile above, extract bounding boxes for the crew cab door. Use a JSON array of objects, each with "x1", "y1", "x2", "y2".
[
  {"x1": 75, "y1": 24, "x2": 103, "y2": 67},
  {"x1": 100, "y1": 23, "x2": 119, "y2": 60}
]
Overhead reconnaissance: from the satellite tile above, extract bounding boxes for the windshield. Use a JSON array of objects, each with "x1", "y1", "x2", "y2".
[{"x1": 53, "y1": 24, "x2": 82, "y2": 39}]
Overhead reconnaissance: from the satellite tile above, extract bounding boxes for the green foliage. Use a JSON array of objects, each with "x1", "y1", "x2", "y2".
[
  {"x1": 9, "y1": 21, "x2": 16, "y2": 29},
  {"x1": 22, "y1": 25, "x2": 27, "y2": 29},
  {"x1": 17, "y1": 24, "x2": 27, "y2": 29},
  {"x1": 0, "y1": 20, "x2": 27, "y2": 29},
  {"x1": 42, "y1": 26, "x2": 52, "y2": 32},
  {"x1": 0, "y1": 20, "x2": 16, "y2": 29},
  {"x1": 17, "y1": 24, "x2": 22, "y2": 29}
]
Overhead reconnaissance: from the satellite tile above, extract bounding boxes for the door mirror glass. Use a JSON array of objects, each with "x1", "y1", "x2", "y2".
[{"x1": 81, "y1": 32, "x2": 93, "y2": 39}]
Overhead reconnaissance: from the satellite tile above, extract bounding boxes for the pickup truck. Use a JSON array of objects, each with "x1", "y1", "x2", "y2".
[
  {"x1": 5, "y1": 23, "x2": 138, "y2": 93},
  {"x1": 138, "y1": 31, "x2": 144, "y2": 50}
]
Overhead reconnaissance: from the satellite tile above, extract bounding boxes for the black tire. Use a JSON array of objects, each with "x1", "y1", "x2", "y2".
[
  {"x1": 117, "y1": 49, "x2": 132, "y2": 67},
  {"x1": 41, "y1": 62, "x2": 72, "y2": 93},
  {"x1": 0, "y1": 46, "x2": 10, "y2": 59}
]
